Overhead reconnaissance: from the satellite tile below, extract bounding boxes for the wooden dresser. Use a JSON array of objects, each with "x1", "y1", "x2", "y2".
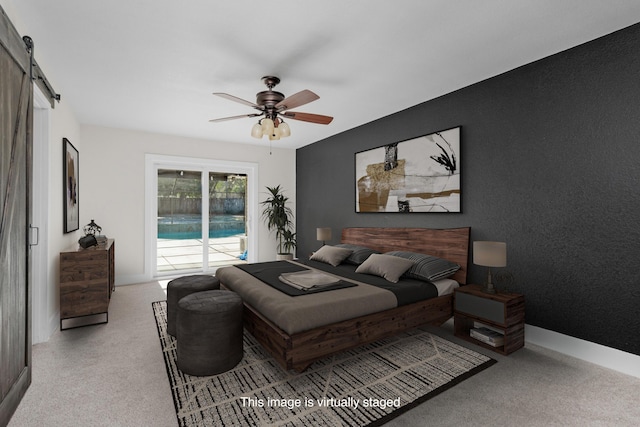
[{"x1": 59, "y1": 239, "x2": 115, "y2": 330}]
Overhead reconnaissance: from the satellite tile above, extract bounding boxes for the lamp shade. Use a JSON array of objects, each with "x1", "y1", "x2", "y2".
[
  {"x1": 251, "y1": 122, "x2": 263, "y2": 138},
  {"x1": 473, "y1": 241, "x2": 507, "y2": 267},
  {"x1": 268, "y1": 127, "x2": 281, "y2": 140},
  {"x1": 316, "y1": 227, "x2": 332, "y2": 242},
  {"x1": 261, "y1": 118, "x2": 274, "y2": 134},
  {"x1": 279, "y1": 121, "x2": 291, "y2": 137}
]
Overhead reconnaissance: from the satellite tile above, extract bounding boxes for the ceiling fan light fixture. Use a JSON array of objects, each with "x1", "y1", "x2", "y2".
[
  {"x1": 261, "y1": 118, "x2": 274, "y2": 134},
  {"x1": 269, "y1": 127, "x2": 281, "y2": 140},
  {"x1": 278, "y1": 121, "x2": 291, "y2": 137},
  {"x1": 251, "y1": 122, "x2": 263, "y2": 138}
]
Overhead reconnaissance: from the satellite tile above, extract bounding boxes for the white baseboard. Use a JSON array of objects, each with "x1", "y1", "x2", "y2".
[
  {"x1": 48, "y1": 310, "x2": 60, "y2": 339},
  {"x1": 525, "y1": 324, "x2": 640, "y2": 379},
  {"x1": 33, "y1": 310, "x2": 61, "y2": 344},
  {"x1": 115, "y1": 272, "x2": 214, "y2": 286}
]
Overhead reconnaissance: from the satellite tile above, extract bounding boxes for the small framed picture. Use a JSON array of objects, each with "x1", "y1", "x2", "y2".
[{"x1": 63, "y1": 138, "x2": 79, "y2": 233}]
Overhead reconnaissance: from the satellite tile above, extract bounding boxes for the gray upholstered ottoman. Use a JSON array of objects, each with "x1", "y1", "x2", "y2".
[
  {"x1": 176, "y1": 290, "x2": 243, "y2": 376},
  {"x1": 166, "y1": 275, "x2": 219, "y2": 337}
]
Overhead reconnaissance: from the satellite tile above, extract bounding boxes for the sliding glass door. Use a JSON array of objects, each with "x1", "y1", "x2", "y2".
[
  {"x1": 207, "y1": 172, "x2": 248, "y2": 268},
  {"x1": 146, "y1": 155, "x2": 258, "y2": 278},
  {"x1": 157, "y1": 169, "x2": 205, "y2": 272}
]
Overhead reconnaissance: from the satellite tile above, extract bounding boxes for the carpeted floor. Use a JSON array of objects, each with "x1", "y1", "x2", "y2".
[
  {"x1": 152, "y1": 301, "x2": 496, "y2": 427},
  {"x1": 9, "y1": 281, "x2": 640, "y2": 427}
]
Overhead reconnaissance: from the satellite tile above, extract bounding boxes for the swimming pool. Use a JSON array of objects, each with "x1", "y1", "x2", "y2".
[{"x1": 158, "y1": 214, "x2": 245, "y2": 239}]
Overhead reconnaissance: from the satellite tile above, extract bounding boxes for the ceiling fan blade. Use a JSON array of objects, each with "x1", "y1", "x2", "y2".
[
  {"x1": 209, "y1": 113, "x2": 262, "y2": 123},
  {"x1": 275, "y1": 89, "x2": 319, "y2": 111},
  {"x1": 281, "y1": 111, "x2": 333, "y2": 125},
  {"x1": 213, "y1": 92, "x2": 261, "y2": 109}
]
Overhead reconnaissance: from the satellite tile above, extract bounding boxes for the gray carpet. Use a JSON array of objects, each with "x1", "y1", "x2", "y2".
[
  {"x1": 8, "y1": 281, "x2": 640, "y2": 427},
  {"x1": 152, "y1": 301, "x2": 496, "y2": 426}
]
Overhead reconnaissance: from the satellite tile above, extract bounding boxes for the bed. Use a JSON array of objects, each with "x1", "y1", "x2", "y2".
[{"x1": 216, "y1": 227, "x2": 470, "y2": 372}]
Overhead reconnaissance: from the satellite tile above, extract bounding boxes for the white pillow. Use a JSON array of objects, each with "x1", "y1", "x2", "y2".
[{"x1": 355, "y1": 253, "x2": 415, "y2": 283}]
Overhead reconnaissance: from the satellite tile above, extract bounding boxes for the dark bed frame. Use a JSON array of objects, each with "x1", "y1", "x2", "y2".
[{"x1": 230, "y1": 227, "x2": 470, "y2": 372}]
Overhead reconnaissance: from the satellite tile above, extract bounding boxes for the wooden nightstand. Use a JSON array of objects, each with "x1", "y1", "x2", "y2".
[{"x1": 454, "y1": 284, "x2": 525, "y2": 355}]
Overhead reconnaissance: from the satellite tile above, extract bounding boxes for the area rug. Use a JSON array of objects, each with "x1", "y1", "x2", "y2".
[{"x1": 152, "y1": 300, "x2": 496, "y2": 427}]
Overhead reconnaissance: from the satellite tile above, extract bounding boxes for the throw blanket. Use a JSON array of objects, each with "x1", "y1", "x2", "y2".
[
  {"x1": 235, "y1": 262, "x2": 356, "y2": 296},
  {"x1": 279, "y1": 270, "x2": 340, "y2": 290},
  {"x1": 235, "y1": 260, "x2": 438, "y2": 305}
]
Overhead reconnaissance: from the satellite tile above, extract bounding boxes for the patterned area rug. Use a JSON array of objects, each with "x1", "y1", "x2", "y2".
[{"x1": 152, "y1": 301, "x2": 495, "y2": 427}]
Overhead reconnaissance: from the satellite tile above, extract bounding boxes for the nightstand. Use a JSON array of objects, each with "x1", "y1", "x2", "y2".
[{"x1": 454, "y1": 284, "x2": 525, "y2": 355}]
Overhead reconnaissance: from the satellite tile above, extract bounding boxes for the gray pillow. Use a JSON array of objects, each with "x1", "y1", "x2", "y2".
[
  {"x1": 334, "y1": 243, "x2": 380, "y2": 265},
  {"x1": 310, "y1": 245, "x2": 353, "y2": 266},
  {"x1": 355, "y1": 253, "x2": 415, "y2": 283},
  {"x1": 385, "y1": 251, "x2": 460, "y2": 281}
]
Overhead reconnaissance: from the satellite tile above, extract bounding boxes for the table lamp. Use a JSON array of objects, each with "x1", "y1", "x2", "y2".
[
  {"x1": 473, "y1": 241, "x2": 507, "y2": 294},
  {"x1": 316, "y1": 227, "x2": 332, "y2": 246}
]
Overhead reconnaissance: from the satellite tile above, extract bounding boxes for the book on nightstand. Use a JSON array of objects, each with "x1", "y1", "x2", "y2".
[
  {"x1": 473, "y1": 321, "x2": 505, "y2": 335},
  {"x1": 470, "y1": 327, "x2": 505, "y2": 347}
]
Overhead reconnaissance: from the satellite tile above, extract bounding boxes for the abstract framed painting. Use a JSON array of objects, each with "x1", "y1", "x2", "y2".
[
  {"x1": 63, "y1": 138, "x2": 79, "y2": 232},
  {"x1": 355, "y1": 126, "x2": 461, "y2": 213}
]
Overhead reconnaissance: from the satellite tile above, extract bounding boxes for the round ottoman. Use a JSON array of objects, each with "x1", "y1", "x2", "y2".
[
  {"x1": 176, "y1": 290, "x2": 243, "y2": 376},
  {"x1": 166, "y1": 275, "x2": 219, "y2": 337}
]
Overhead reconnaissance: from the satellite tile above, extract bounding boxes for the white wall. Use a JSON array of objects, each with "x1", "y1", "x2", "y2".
[
  {"x1": 42, "y1": 99, "x2": 82, "y2": 338},
  {"x1": 80, "y1": 125, "x2": 296, "y2": 285},
  {"x1": 5, "y1": 0, "x2": 84, "y2": 341}
]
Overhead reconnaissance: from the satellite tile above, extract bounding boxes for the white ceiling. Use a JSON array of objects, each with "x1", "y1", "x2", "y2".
[{"x1": 5, "y1": 1, "x2": 640, "y2": 149}]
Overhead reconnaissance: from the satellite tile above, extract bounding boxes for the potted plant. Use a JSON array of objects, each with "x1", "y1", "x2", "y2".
[
  {"x1": 280, "y1": 229, "x2": 297, "y2": 256},
  {"x1": 261, "y1": 185, "x2": 296, "y2": 259}
]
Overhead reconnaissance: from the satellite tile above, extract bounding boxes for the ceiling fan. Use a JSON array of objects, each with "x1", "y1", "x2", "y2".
[{"x1": 209, "y1": 76, "x2": 333, "y2": 140}]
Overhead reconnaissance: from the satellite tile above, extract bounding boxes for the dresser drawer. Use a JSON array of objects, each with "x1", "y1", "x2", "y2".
[{"x1": 455, "y1": 291, "x2": 505, "y2": 324}]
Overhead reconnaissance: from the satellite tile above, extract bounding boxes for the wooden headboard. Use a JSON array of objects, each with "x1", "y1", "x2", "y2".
[{"x1": 341, "y1": 227, "x2": 470, "y2": 284}]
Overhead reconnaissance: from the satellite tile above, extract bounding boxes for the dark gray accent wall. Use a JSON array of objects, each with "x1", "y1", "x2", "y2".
[{"x1": 296, "y1": 23, "x2": 640, "y2": 356}]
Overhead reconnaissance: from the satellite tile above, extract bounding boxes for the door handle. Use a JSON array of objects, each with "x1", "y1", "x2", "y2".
[{"x1": 29, "y1": 225, "x2": 39, "y2": 247}]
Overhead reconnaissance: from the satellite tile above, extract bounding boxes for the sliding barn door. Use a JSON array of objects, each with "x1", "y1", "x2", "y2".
[{"x1": 0, "y1": 38, "x2": 33, "y2": 424}]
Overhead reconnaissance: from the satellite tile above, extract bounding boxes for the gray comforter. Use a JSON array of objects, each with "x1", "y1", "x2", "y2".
[{"x1": 215, "y1": 260, "x2": 438, "y2": 335}]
